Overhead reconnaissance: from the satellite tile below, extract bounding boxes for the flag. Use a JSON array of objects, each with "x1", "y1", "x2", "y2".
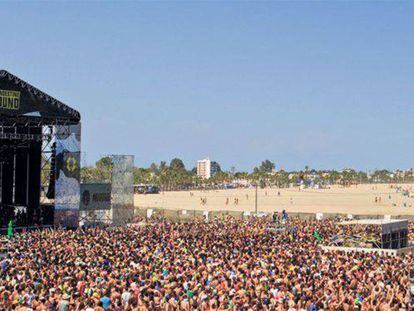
[
  {"x1": 7, "y1": 220, "x2": 13, "y2": 238},
  {"x1": 313, "y1": 230, "x2": 322, "y2": 241}
]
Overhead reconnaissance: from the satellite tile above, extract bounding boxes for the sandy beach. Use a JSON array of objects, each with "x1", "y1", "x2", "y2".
[{"x1": 135, "y1": 183, "x2": 414, "y2": 216}]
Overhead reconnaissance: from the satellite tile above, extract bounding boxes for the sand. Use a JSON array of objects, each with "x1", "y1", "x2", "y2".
[{"x1": 134, "y1": 183, "x2": 414, "y2": 216}]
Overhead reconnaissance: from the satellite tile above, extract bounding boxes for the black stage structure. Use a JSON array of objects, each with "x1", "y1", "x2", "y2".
[{"x1": 0, "y1": 70, "x2": 81, "y2": 230}]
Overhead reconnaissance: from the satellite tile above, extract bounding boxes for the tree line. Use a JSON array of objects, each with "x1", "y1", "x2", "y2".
[{"x1": 80, "y1": 157, "x2": 414, "y2": 191}]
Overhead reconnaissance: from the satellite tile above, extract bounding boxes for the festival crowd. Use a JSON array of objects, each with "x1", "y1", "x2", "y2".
[{"x1": 0, "y1": 217, "x2": 412, "y2": 310}]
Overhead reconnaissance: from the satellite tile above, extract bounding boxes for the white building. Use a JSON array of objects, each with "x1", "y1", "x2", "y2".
[{"x1": 197, "y1": 158, "x2": 220, "y2": 179}]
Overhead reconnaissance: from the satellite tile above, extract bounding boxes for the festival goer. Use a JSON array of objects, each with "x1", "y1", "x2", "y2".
[{"x1": 0, "y1": 217, "x2": 412, "y2": 310}]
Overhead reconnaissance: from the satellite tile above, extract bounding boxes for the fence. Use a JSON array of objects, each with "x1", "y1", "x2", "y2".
[
  {"x1": 134, "y1": 208, "x2": 247, "y2": 222},
  {"x1": 0, "y1": 225, "x2": 54, "y2": 235},
  {"x1": 134, "y1": 207, "x2": 414, "y2": 222}
]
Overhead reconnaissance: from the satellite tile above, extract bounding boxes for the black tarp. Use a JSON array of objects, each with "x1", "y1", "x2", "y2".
[{"x1": 0, "y1": 70, "x2": 80, "y2": 125}]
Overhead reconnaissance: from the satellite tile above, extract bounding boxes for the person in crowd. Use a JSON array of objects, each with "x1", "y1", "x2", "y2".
[
  {"x1": 282, "y1": 209, "x2": 287, "y2": 221},
  {"x1": 0, "y1": 217, "x2": 412, "y2": 310},
  {"x1": 272, "y1": 211, "x2": 278, "y2": 223}
]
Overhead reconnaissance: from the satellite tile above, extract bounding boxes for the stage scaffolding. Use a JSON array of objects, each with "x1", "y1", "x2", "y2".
[
  {"x1": 1, "y1": 70, "x2": 81, "y2": 229},
  {"x1": 0, "y1": 120, "x2": 80, "y2": 228},
  {"x1": 79, "y1": 155, "x2": 135, "y2": 226}
]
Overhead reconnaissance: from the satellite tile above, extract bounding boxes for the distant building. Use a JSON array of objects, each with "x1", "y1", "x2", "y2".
[
  {"x1": 197, "y1": 158, "x2": 211, "y2": 179},
  {"x1": 197, "y1": 158, "x2": 220, "y2": 179}
]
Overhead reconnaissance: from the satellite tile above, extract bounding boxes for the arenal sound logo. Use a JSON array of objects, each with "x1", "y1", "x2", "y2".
[
  {"x1": 0, "y1": 90, "x2": 20, "y2": 110},
  {"x1": 66, "y1": 156, "x2": 78, "y2": 173}
]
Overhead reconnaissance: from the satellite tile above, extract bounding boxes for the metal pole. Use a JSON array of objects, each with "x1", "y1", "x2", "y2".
[{"x1": 255, "y1": 184, "x2": 258, "y2": 215}]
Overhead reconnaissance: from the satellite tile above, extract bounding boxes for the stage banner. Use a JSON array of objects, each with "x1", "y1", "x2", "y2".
[
  {"x1": 80, "y1": 183, "x2": 111, "y2": 211},
  {"x1": 54, "y1": 124, "x2": 81, "y2": 227},
  {"x1": 111, "y1": 155, "x2": 134, "y2": 224}
]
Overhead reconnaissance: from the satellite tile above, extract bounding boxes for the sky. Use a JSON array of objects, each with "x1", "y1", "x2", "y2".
[{"x1": 1, "y1": 2, "x2": 414, "y2": 172}]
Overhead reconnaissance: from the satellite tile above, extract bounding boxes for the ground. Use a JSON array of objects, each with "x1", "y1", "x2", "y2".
[{"x1": 135, "y1": 183, "x2": 414, "y2": 217}]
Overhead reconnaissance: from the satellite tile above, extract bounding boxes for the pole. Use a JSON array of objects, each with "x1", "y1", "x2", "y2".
[{"x1": 255, "y1": 183, "x2": 258, "y2": 215}]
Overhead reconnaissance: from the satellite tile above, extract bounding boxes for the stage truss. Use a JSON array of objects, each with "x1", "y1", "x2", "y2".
[
  {"x1": 0, "y1": 120, "x2": 79, "y2": 227},
  {"x1": 0, "y1": 124, "x2": 48, "y2": 226},
  {"x1": 79, "y1": 155, "x2": 134, "y2": 227}
]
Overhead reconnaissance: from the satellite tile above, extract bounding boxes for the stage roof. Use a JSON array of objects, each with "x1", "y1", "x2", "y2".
[{"x1": 0, "y1": 70, "x2": 80, "y2": 125}]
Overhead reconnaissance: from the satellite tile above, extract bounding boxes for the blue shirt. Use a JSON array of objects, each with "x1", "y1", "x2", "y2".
[{"x1": 100, "y1": 296, "x2": 111, "y2": 310}]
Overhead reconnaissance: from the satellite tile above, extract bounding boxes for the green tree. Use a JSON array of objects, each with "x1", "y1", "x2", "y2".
[
  {"x1": 189, "y1": 167, "x2": 197, "y2": 176},
  {"x1": 96, "y1": 156, "x2": 113, "y2": 170},
  {"x1": 159, "y1": 161, "x2": 167, "y2": 170},
  {"x1": 133, "y1": 167, "x2": 152, "y2": 184},
  {"x1": 234, "y1": 171, "x2": 249, "y2": 179},
  {"x1": 149, "y1": 162, "x2": 158, "y2": 174},
  {"x1": 80, "y1": 157, "x2": 114, "y2": 183},
  {"x1": 211, "y1": 161, "x2": 222, "y2": 173},
  {"x1": 94, "y1": 156, "x2": 113, "y2": 182},
  {"x1": 210, "y1": 171, "x2": 230, "y2": 185},
  {"x1": 170, "y1": 158, "x2": 186, "y2": 171},
  {"x1": 371, "y1": 169, "x2": 392, "y2": 183},
  {"x1": 258, "y1": 160, "x2": 275, "y2": 173}
]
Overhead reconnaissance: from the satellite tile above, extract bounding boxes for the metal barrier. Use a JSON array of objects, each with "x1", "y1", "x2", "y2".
[
  {"x1": 0, "y1": 225, "x2": 53, "y2": 235},
  {"x1": 134, "y1": 207, "x2": 414, "y2": 222}
]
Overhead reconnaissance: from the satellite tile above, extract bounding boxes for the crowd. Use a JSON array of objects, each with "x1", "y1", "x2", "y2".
[{"x1": 0, "y1": 217, "x2": 412, "y2": 310}]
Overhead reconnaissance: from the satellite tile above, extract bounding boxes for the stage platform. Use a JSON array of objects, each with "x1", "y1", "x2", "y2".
[{"x1": 320, "y1": 244, "x2": 413, "y2": 256}]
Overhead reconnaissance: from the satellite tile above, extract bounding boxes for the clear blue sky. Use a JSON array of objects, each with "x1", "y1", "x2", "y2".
[{"x1": 1, "y1": 2, "x2": 414, "y2": 172}]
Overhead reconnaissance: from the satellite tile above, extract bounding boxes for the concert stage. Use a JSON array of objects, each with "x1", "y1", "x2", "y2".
[{"x1": 0, "y1": 70, "x2": 81, "y2": 229}]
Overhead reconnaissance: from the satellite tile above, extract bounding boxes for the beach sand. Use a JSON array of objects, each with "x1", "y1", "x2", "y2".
[{"x1": 134, "y1": 183, "x2": 414, "y2": 216}]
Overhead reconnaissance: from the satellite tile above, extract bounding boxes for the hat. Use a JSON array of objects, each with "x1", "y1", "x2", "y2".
[{"x1": 62, "y1": 293, "x2": 71, "y2": 300}]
